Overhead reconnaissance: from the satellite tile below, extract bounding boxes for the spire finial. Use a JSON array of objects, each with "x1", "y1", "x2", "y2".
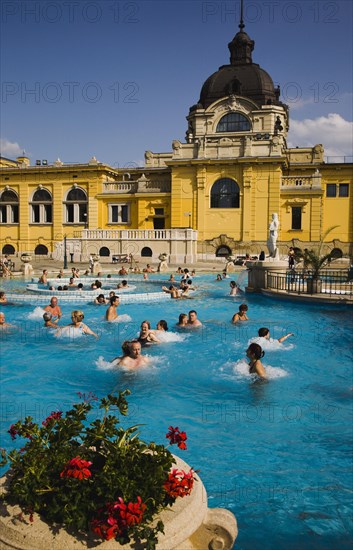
[{"x1": 239, "y1": 0, "x2": 245, "y2": 30}]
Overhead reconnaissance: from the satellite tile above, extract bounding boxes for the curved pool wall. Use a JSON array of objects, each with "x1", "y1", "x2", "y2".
[{"x1": 1, "y1": 274, "x2": 352, "y2": 550}]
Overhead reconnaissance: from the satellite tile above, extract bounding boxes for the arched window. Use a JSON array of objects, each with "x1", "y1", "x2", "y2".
[
  {"x1": 30, "y1": 188, "x2": 52, "y2": 223},
  {"x1": 216, "y1": 112, "x2": 251, "y2": 133},
  {"x1": 2, "y1": 244, "x2": 15, "y2": 254},
  {"x1": 0, "y1": 189, "x2": 19, "y2": 223},
  {"x1": 330, "y1": 248, "x2": 343, "y2": 259},
  {"x1": 210, "y1": 178, "x2": 240, "y2": 208},
  {"x1": 99, "y1": 247, "x2": 110, "y2": 257},
  {"x1": 216, "y1": 246, "x2": 231, "y2": 257},
  {"x1": 64, "y1": 187, "x2": 88, "y2": 224},
  {"x1": 141, "y1": 247, "x2": 152, "y2": 257},
  {"x1": 35, "y1": 244, "x2": 48, "y2": 255}
]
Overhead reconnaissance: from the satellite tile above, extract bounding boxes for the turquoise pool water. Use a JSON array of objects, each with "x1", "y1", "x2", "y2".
[{"x1": 1, "y1": 274, "x2": 352, "y2": 549}]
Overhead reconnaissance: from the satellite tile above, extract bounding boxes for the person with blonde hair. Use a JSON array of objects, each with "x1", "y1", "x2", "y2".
[{"x1": 57, "y1": 310, "x2": 98, "y2": 338}]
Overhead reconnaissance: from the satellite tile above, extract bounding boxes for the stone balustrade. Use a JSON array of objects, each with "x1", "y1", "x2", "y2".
[
  {"x1": 281, "y1": 172, "x2": 322, "y2": 191},
  {"x1": 81, "y1": 229, "x2": 198, "y2": 241}
]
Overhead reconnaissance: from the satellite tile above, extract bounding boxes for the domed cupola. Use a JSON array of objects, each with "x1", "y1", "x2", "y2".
[{"x1": 196, "y1": 7, "x2": 284, "y2": 110}]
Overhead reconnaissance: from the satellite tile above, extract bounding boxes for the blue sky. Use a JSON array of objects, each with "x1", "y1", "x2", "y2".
[{"x1": 1, "y1": 0, "x2": 352, "y2": 166}]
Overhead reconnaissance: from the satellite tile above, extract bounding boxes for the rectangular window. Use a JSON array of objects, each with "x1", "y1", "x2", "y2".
[
  {"x1": 339, "y1": 184, "x2": 349, "y2": 197},
  {"x1": 109, "y1": 204, "x2": 130, "y2": 224},
  {"x1": 32, "y1": 204, "x2": 40, "y2": 223},
  {"x1": 45, "y1": 204, "x2": 52, "y2": 223},
  {"x1": 326, "y1": 184, "x2": 337, "y2": 197},
  {"x1": 0, "y1": 205, "x2": 7, "y2": 223},
  {"x1": 154, "y1": 208, "x2": 164, "y2": 215},
  {"x1": 291, "y1": 207, "x2": 302, "y2": 230},
  {"x1": 66, "y1": 203, "x2": 74, "y2": 223}
]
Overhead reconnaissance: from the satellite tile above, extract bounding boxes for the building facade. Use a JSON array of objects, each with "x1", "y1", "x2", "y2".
[{"x1": 1, "y1": 23, "x2": 352, "y2": 263}]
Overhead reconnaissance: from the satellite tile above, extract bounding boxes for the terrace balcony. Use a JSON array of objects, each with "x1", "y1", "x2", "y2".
[{"x1": 280, "y1": 171, "x2": 322, "y2": 192}]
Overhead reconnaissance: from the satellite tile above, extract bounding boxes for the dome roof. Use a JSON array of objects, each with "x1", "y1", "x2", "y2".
[{"x1": 197, "y1": 27, "x2": 283, "y2": 110}]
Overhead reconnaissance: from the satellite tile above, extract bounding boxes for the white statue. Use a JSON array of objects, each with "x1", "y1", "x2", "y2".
[{"x1": 267, "y1": 213, "x2": 279, "y2": 258}]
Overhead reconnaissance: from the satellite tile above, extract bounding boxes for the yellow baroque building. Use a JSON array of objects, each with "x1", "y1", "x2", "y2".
[{"x1": 1, "y1": 23, "x2": 352, "y2": 264}]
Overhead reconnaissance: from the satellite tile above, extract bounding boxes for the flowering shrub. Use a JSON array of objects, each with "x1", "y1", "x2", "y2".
[{"x1": 0, "y1": 390, "x2": 196, "y2": 549}]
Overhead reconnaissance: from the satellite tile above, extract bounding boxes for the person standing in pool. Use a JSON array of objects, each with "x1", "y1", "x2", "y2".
[
  {"x1": 138, "y1": 321, "x2": 160, "y2": 346},
  {"x1": 187, "y1": 310, "x2": 202, "y2": 327},
  {"x1": 38, "y1": 270, "x2": 48, "y2": 284},
  {"x1": 57, "y1": 310, "x2": 98, "y2": 338},
  {"x1": 106, "y1": 295, "x2": 120, "y2": 321},
  {"x1": 43, "y1": 311, "x2": 58, "y2": 328},
  {"x1": 176, "y1": 313, "x2": 188, "y2": 327},
  {"x1": 229, "y1": 281, "x2": 239, "y2": 296},
  {"x1": 246, "y1": 343, "x2": 266, "y2": 379},
  {"x1": 44, "y1": 297, "x2": 62, "y2": 323},
  {"x1": 114, "y1": 340, "x2": 150, "y2": 368},
  {"x1": 232, "y1": 304, "x2": 249, "y2": 323}
]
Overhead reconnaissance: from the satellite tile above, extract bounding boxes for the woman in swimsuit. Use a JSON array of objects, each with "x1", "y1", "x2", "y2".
[
  {"x1": 138, "y1": 321, "x2": 160, "y2": 347},
  {"x1": 246, "y1": 343, "x2": 266, "y2": 379},
  {"x1": 232, "y1": 304, "x2": 249, "y2": 323},
  {"x1": 57, "y1": 310, "x2": 98, "y2": 338},
  {"x1": 176, "y1": 313, "x2": 188, "y2": 327}
]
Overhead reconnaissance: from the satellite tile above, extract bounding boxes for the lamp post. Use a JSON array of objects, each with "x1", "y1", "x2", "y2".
[{"x1": 63, "y1": 235, "x2": 68, "y2": 269}]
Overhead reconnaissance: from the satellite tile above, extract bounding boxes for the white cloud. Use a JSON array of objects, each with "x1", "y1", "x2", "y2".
[
  {"x1": 0, "y1": 139, "x2": 23, "y2": 158},
  {"x1": 288, "y1": 114, "x2": 353, "y2": 158}
]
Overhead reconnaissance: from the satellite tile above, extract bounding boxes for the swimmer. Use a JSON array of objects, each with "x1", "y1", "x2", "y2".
[
  {"x1": 143, "y1": 273, "x2": 148, "y2": 280},
  {"x1": 57, "y1": 310, "x2": 98, "y2": 338},
  {"x1": 143, "y1": 264, "x2": 155, "y2": 273},
  {"x1": 229, "y1": 281, "x2": 239, "y2": 296},
  {"x1": 43, "y1": 311, "x2": 58, "y2": 328},
  {"x1": 0, "y1": 312, "x2": 14, "y2": 329},
  {"x1": 176, "y1": 313, "x2": 188, "y2": 327},
  {"x1": 256, "y1": 327, "x2": 294, "y2": 344},
  {"x1": 109, "y1": 290, "x2": 116, "y2": 298},
  {"x1": 181, "y1": 268, "x2": 191, "y2": 281},
  {"x1": 38, "y1": 269, "x2": 48, "y2": 284},
  {"x1": 71, "y1": 267, "x2": 80, "y2": 278},
  {"x1": 168, "y1": 274, "x2": 175, "y2": 282},
  {"x1": 57, "y1": 269, "x2": 64, "y2": 278},
  {"x1": 152, "y1": 320, "x2": 168, "y2": 335},
  {"x1": 246, "y1": 343, "x2": 266, "y2": 379},
  {"x1": 106, "y1": 295, "x2": 120, "y2": 321},
  {"x1": 44, "y1": 297, "x2": 62, "y2": 323},
  {"x1": 187, "y1": 310, "x2": 202, "y2": 327},
  {"x1": 118, "y1": 266, "x2": 128, "y2": 276},
  {"x1": 113, "y1": 340, "x2": 150, "y2": 368},
  {"x1": 94, "y1": 294, "x2": 107, "y2": 305},
  {"x1": 138, "y1": 321, "x2": 160, "y2": 346},
  {"x1": 68, "y1": 277, "x2": 77, "y2": 287},
  {"x1": 162, "y1": 285, "x2": 180, "y2": 299},
  {"x1": 216, "y1": 274, "x2": 222, "y2": 281},
  {"x1": 0, "y1": 291, "x2": 7, "y2": 303},
  {"x1": 232, "y1": 304, "x2": 248, "y2": 323},
  {"x1": 117, "y1": 280, "x2": 129, "y2": 289}
]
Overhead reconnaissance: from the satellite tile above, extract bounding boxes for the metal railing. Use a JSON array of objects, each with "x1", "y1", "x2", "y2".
[{"x1": 267, "y1": 270, "x2": 353, "y2": 297}]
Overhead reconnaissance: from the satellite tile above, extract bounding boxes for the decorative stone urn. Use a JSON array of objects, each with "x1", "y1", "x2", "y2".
[
  {"x1": 0, "y1": 456, "x2": 237, "y2": 550},
  {"x1": 157, "y1": 253, "x2": 169, "y2": 273},
  {"x1": 20, "y1": 254, "x2": 33, "y2": 276}
]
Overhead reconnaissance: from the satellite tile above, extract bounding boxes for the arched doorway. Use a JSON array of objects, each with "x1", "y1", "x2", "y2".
[
  {"x1": 2, "y1": 244, "x2": 15, "y2": 255},
  {"x1": 99, "y1": 247, "x2": 110, "y2": 257},
  {"x1": 141, "y1": 247, "x2": 153, "y2": 257},
  {"x1": 35, "y1": 245, "x2": 48, "y2": 255},
  {"x1": 216, "y1": 245, "x2": 231, "y2": 257}
]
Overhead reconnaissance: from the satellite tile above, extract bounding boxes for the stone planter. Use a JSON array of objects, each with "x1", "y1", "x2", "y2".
[
  {"x1": 20, "y1": 255, "x2": 32, "y2": 263},
  {"x1": 0, "y1": 456, "x2": 237, "y2": 550},
  {"x1": 306, "y1": 277, "x2": 322, "y2": 294}
]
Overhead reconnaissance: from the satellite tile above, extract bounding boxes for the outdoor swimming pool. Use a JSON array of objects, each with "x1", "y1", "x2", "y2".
[{"x1": 1, "y1": 274, "x2": 352, "y2": 549}]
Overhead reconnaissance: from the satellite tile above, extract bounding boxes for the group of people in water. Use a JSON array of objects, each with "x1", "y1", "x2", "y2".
[{"x1": 1, "y1": 263, "x2": 295, "y2": 380}]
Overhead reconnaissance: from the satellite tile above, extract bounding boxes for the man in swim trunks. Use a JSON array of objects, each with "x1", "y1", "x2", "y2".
[
  {"x1": 187, "y1": 310, "x2": 202, "y2": 327},
  {"x1": 115, "y1": 340, "x2": 150, "y2": 368},
  {"x1": 251, "y1": 327, "x2": 294, "y2": 345},
  {"x1": 38, "y1": 269, "x2": 48, "y2": 284},
  {"x1": 106, "y1": 295, "x2": 120, "y2": 321},
  {"x1": 44, "y1": 297, "x2": 62, "y2": 323}
]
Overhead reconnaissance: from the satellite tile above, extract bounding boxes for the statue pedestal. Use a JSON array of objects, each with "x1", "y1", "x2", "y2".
[
  {"x1": 157, "y1": 260, "x2": 168, "y2": 272},
  {"x1": 246, "y1": 260, "x2": 287, "y2": 293},
  {"x1": 91, "y1": 261, "x2": 102, "y2": 275},
  {"x1": 21, "y1": 263, "x2": 34, "y2": 276}
]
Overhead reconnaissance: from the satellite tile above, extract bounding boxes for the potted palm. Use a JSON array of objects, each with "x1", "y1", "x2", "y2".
[{"x1": 298, "y1": 226, "x2": 339, "y2": 294}]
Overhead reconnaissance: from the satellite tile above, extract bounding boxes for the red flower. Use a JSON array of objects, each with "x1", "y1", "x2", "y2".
[
  {"x1": 91, "y1": 497, "x2": 146, "y2": 541},
  {"x1": 42, "y1": 411, "x2": 62, "y2": 426},
  {"x1": 113, "y1": 496, "x2": 146, "y2": 527},
  {"x1": 164, "y1": 468, "x2": 195, "y2": 498},
  {"x1": 8, "y1": 425, "x2": 18, "y2": 440},
  {"x1": 60, "y1": 456, "x2": 92, "y2": 480},
  {"x1": 166, "y1": 426, "x2": 187, "y2": 450}
]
